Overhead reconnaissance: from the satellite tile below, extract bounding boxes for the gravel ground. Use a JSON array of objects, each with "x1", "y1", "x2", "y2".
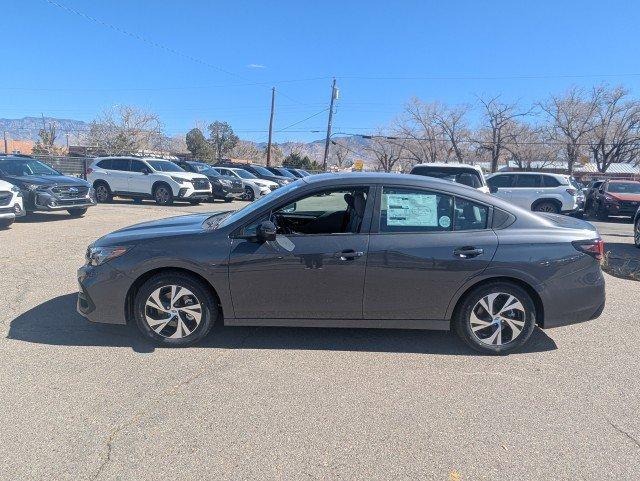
[{"x1": 1, "y1": 201, "x2": 639, "y2": 481}]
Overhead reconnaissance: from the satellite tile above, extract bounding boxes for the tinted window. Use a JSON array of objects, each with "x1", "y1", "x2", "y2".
[
  {"x1": 252, "y1": 165, "x2": 275, "y2": 176},
  {"x1": 110, "y1": 159, "x2": 130, "y2": 171},
  {"x1": 0, "y1": 158, "x2": 60, "y2": 176},
  {"x1": 130, "y1": 160, "x2": 147, "y2": 173},
  {"x1": 454, "y1": 198, "x2": 488, "y2": 230},
  {"x1": 607, "y1": 182, "x2": 640, "y2": 194},
  {"x1": 146, "y1": 160, "x2": 184, "y2": 172},
  {"x1": 411, "y1": 166, "x2": 483, "y2": 188},
  {"x1": 514, "y1": 175, "x2": 541, "y2": 188},
  {"x1": 96, "y1": 159, "x2": 112, "y2": 169},
  {"x1": 542, "y1": 175, "x2": 561, "y2": 187},
  {"x1": 487, "y1": 175, "x2": 514, "y2": 188},
  {"x1": 380, "y1": 187, "x2": 453, "y2": 233}
]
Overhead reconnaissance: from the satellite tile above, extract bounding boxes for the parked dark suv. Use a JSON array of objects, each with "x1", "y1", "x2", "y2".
[
  {"x1": 215, "y1": 161, "x2": 293, "y2": 186},
  {"x1": 174, "y1": 160, "x2": 244, "y2": 202},
  {"x1": 0, "y1": 154, "x2": 95, "y2": 217}
]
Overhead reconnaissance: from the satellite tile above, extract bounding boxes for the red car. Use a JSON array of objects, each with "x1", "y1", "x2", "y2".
[{"x1": 593, "y1": 179, "x2": 640, "y2": 220}]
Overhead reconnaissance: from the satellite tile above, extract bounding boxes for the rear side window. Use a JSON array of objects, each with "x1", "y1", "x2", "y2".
[
  {"x1": 514, "y1": 175, "x2": 541, "y2": 188},
  {"x1": 110, "y1": 159, "x2": 130, "y2": 171},
  {"x1": 380, "y1": 187, "x2": 453, "y2": 232},
  {"x1": 454, "y1": 198, "x2": 488, "y2": 230},
  {"x1": 487, "y1": 175, "x2": 513, "y2": 188},
  {"x1": 96, "y1": 159, "x2": 112, "y2": 169},
  {"x1": 542, "y1": 175, "x2": 561, "y2": 187}
]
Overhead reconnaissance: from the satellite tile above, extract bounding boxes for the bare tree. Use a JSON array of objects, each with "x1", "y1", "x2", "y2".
[
  {"x1": 230, "y1": 140, "x2": 263, "y2": 161},
  {"x1": 329, "y1": 140, "x2": 352, "y2": 168},
  {"x1": 433, "y1": 103, "x2": 471, "y2": 162},
  {"x1": 476, "y1": 96, "x2": 532, "y2": 172},
  {"x1": 397, "y1": 98, "x2": 448, "y2": 164},
  {"x1": 504, "y1": 122, "x2": 557, "y2": 170},
  {"x1": 587, "y1": 85, "x2": 640, "y2": 172},
  {"x1": 539, "y1": 87, "x2": 599, "y2": 174},
  {"x1": 361, "y1": 133, "x2": 407, "y2": 172},
  {"x1": 84, "y1": 106, "x2": 164, "y2": 155}
]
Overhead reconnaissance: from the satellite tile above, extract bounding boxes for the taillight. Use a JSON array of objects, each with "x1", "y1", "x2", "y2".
[
  {"x1": 572, "y1": 239, "x2": 604, "y2": 261},
  {"x1": 566, "y1": 188, "x2": 576, "y2": 196},
  {"x1": 86, "y1": 167, "x2": 94, "y2": 175}
]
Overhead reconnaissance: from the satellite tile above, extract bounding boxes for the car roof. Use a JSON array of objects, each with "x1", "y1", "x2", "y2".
[
  {"x1": 488, "y1": 171, "x2": 566, "y2": 177},
  {"x1": 608, "y1": 179, "x2": 640, "y2": 183},
  {"x1": 412, "y1": 162, "x2": 483, "y2": 172}
]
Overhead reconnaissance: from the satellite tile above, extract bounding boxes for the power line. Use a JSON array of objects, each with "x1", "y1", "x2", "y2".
[{"x1": 275, "y1": 109, "x2": 329, "y2": 132}]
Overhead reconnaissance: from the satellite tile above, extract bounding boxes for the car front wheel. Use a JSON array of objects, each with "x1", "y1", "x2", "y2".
[
  {"x1": 154, "y1": 185, "x2": 173, "y2": 206},
  {"x1": 453, "y1": 282, "x2": 536, "y2": 355},
  {"x1": 67, "y1": 208, "x2": 88, "y2": 217},
  {"x1": 244, "y1": 186, "x2": 255, "y2": 201},
  {"x1": 94, "y1": 182, "x2": 112, "y2": 203},
  {"x1": 635, "y1": 218, "x2": 640, "y2": 248},
  {"x1": 133, "y1": 272, "x2": 216, "y2": 347}
]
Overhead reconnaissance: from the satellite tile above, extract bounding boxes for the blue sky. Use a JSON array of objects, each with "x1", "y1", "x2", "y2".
[{"x1": 2, "y1": 0, "x2": 640, "y2": 143}]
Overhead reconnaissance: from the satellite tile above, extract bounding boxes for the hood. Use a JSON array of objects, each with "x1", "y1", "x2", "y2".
[
  {"x1": 607, "y1": 192, "x2": 640, "y2": 202},
  {"x1": 165, "y1": 172, "x2": 207, "y2": 181},
  {"x1": 95, "y1": 212, "x2": 212, "y2": 246},
  {"x1": 253, "y1": 178, "x2": 277, "y2": 187},
  {"x1": 5, "y1": 174, "x2": 89, "y2": 188}
]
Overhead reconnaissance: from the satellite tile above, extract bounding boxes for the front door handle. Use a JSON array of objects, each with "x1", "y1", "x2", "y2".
[
  {"x1": 453, "y1": 246, "x2": 484, "y2": 259},
  {"x1": 335, "y1": 249, "x2": 364, "y2": 261}
]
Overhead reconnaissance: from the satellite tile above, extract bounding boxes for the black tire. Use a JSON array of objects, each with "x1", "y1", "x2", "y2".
[
  {"x1": 453, "y1": 281, "x2": 537, "y2": 355},
  {"x1": 153, "y1": 184, "x2": 174, "y2": 206},
  {"x1": 634, "y1": 218, "x2": 640, "y2": 248},
  {"x1": 533, "y1": 200, "x2": 560, "y2": 214},
  {"x1": 189, "y1": 200, "x2": 201, "y2": 205},
  {"x1": 67, "y1": 208, "x2": 88, "y2": 217},
  {"x1": 0, "y1": 217, "x2": 15, "y2": 229},
  {"x1": 224, "y1": 198, "x2": 233, "y2": 203},
  {"x1": 94, "y1": 182, "x2": 112, "y2": 203},
  {"x1": 133, "y1": 272, "x2": 217, "y2": 347},
  {"x1": 244, "y1": 186, "x2": 255, "y2": 201}
]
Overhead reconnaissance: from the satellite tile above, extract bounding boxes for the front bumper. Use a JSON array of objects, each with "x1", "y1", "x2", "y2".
[
  {"x1": 177, "y1": 188, "x2": 211, "y2": 200},
  {"x1": 27, "y1": 190, "x2": 96, "y2": 211},
  {"x1": 603, "y1": 202, "x2": 640, "y2": 217},
  {"x1": 0, "y1": 201, "x2": 25, "y2": 218},
  {"x1": 77, "y1": 264, "x2": 130, "y2": 325}
]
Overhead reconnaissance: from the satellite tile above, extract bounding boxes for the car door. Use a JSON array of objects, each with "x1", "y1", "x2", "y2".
[
  {"x1": 108, "y1": 158, "x2": 131, "y2": 192},
  {"x1": 363, "y1": 186, "x2": 498, "y2": 320},
  {"x1": 227, "y1": 186, "x2": 373, "y2": 320},
  {"x1": 127, "y1": 159, "x2": 151, "y2": 194},
  {"x1": 487, "y1": 174, "x2": 515, "y2": 203},
  {"x1": 511, "y1": 174, "x2": 543, "y2": 208}
]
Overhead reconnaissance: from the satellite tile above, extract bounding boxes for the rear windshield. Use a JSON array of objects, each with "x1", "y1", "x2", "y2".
[
  {"x1": 608, "y1": 182, "x2": 640, "y2": 194},
  {"x1": 411, "y1": 166, "x2": 484, "y2": 188}
]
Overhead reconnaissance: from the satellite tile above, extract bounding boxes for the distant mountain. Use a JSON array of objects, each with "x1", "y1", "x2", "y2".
[{"x1": 0, "y1": 117, "x2": 89, "y2": 144}]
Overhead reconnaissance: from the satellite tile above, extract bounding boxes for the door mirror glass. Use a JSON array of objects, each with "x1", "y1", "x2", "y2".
[
  {"x1": 256, "y1": 220, "x2": 277, "y2": 242},
  {"x1": 489, "y1": 185, "x2": 499, "y2": 194}
]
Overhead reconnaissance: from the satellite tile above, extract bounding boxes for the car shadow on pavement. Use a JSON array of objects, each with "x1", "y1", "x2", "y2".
[
  {"x1": 7, "y1": 293, "x2": 558, "y2": 355},
  {"x1": 603, "y1": 242, "x2": 640, "y2": 281},
  {"x1": 16, "y1": 212, "x2": 80, "y2": 223}
]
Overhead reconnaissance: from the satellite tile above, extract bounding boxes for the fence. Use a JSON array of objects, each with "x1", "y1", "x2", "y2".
[{"x1": 33, "y1": 155, "x2": 90, "y2": 180}]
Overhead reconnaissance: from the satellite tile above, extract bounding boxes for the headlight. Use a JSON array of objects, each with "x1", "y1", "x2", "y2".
[
  {"x1": 170, "y1": 176, "x2": 188, "y2": 184},
  {"x1": 86, "y1": 245, "x2": 129, "y2": 266}
]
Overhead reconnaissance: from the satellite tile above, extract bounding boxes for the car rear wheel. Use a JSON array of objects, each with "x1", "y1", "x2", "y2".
[
  {"x1": 154, "y1": 185, "x2": 173, "y2": 206},
  {"x1": 244, "y1": 186, "x2": 255, "y2": 201},
  {"x1": 635, "y1": 218, "x2": 640, "y2": 248},
  {"x1": 533, "y1": 201, "x2": 559, "y2": 214},
  {"x1": 453, "y1": 282, "x2": 536, "y2": 355},
  {"x1": 94, "y1": 182, "x2": 112, "y2": 203},
  {"x1": 133, "y1": 272, "x2": 216, "y2": 347},
  {"x1": 67, "y1": 208, "x2": 88, "y2": 217}
]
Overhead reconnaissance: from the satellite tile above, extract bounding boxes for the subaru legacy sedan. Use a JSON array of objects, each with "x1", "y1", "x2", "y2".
[{"x1": 77, "y1": 173, "x2": 605, "y2": 354}]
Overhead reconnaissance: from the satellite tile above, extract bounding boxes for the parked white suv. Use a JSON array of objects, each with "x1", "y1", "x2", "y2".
[
  {"x1": 88, "y1": 157, "x2": 211, "y2": 206},
  {"x1": 410, "y1": 163, "x2": 490, "y2": 194},
  {"x1": 486, "y1": 172, "x2": 580, "y2": 214},
  {"x1": 0, "y1": 179, "x2": 25, "y2": 228},
  {"x1": 214, "y1": 166, "x2": 278, "y2": 201}
]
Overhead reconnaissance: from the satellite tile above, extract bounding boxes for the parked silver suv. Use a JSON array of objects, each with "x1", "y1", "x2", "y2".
[{"x1": 486, "y1": 172, "x2": 581, "y2": 214}]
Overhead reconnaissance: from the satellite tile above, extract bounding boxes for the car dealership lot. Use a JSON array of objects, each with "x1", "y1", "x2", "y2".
[{"x1": 1, "y1": 203, "x2": 639, "y2": 480}]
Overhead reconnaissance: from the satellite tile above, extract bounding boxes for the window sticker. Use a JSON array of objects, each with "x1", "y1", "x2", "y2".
[
  {"x1": 439, "y1": 216, "x2": 451, "y2": 228},
  {"x1": 385, "y1": 193, "x2": 438, "y2": 226}
]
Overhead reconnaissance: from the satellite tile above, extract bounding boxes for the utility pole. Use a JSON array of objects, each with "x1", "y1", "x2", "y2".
[
  {"x1": 322, "y1": 78, "x2": 337, "y2": 171},
  {"x1": 266, "y1": 87, "x2": 275, "y2": 166},
  {"x1": 65, "y1": 133, "x2": 70, "y2": 151},
  {"x1": 3, "y1": 131, "x2": 7, "y2": 154}
]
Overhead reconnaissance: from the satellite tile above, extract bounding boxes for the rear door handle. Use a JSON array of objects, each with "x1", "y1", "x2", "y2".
[
  {"x1": 335, "y1": 249, "x2": 364, "y2": 261},
  {"x1": 453, "y1": 246, "x2": 484, "y2": 259}
]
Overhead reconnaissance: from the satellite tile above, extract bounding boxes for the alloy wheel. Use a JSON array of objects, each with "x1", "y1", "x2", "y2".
[
  {"x1": 469, "y1": 292, "x2": 526, "y2": 346},
  {"x1": 635, "y1": 220, "x2": 640, "y2": 247},
  {"x1": 156, "y1": 187, "x2": 170, "y2": 204},
  {"x1": 536, "y1": 203, "x2": 557, "y2": 213},
  {"x1": 144, "y1": 285, "x2": 202, "y2": 338},
  {"x1": 244, "y1": 186, "x2": 255, "y2": 201},
  {"x1": 96, "y1": 185, "x2": 109, "y2": 202}
]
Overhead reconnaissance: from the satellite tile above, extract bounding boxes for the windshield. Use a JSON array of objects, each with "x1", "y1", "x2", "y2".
[
  {"x1": 232, "y1": 169, "x2": 258, "y2": 179},
  {"x1": 274, "y1": 168, "x2": 296, "y2": 178},
  {"x1": 608, "y1": 182, "x2": 640, "y2": 194},
  {"x1": 252, "y1": 165, "x2": 275, "y2": 177},
  {"x1": 0, "y1": 158, "x2": 61, "y2": 176},
  {"x1": 191, "y1": 162, "x2": 220, "y2": 176},
  {"x1": 146, "y1": 160, "x2": 184, "y2": 172},
  {"x1": 411, "y1": 166, "x2": 483, "y2": 188},
  {"x1": 218, "y1": 181, "x2": 300, "y2": 228}
]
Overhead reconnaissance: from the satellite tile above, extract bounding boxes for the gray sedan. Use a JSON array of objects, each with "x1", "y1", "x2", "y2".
[{"x1": 77, "y1": 173, "x2": 605, "y2": 354}]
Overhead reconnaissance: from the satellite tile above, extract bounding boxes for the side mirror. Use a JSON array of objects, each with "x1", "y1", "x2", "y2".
[
  {"x1": 489, "y1": 185, "x2": 499, "y2": 194},
  {"x1": 142, "y1": 167, "x2": 151, "y2": 175},
  {"x1": 281, "y1": 202, "x2": 296, "y2": 213},
  {"x1": 256, "y1": 220, "x2": 277, "y2": 242}
]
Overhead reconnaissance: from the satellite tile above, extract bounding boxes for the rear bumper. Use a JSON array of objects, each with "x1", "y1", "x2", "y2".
[{"x1": 539, "y1": 266, "x2": 606, "y2": 329}]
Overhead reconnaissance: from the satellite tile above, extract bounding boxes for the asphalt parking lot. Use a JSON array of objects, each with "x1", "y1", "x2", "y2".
[{"x1": 1, "y1": 202, "x2": 639, "y2": 481}]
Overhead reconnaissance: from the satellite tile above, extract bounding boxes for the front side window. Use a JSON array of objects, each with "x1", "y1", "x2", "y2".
[
  {"x1": 110, "y1": 158, "x2": 130, "y2": 171},
  {"x1": 487, "y1": 175, "x2": 513, "y2": 188},
  {"x1": 380, "y1": 187, "x2": 453, "y2": 233},
  {"x1": 454, "y1": 198, "x2": 489, "y2": 230},
  {"x1": 130, "y1": 160, "x2": 147, "y2": 173},
  {"x1": 514, "y1": 175, "x2": 541, "y2": 188}
]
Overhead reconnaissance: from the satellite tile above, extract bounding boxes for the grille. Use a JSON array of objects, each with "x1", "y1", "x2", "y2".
[
  {"x1": 0, "y1": 191, "x2": 11, "y2": 206},
  {"x1": 52, "y1": 185, "x2": 89, "y2": 198},
  {"x1": 192, "y1": 179, "x2": 210, "y2": 190}
]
